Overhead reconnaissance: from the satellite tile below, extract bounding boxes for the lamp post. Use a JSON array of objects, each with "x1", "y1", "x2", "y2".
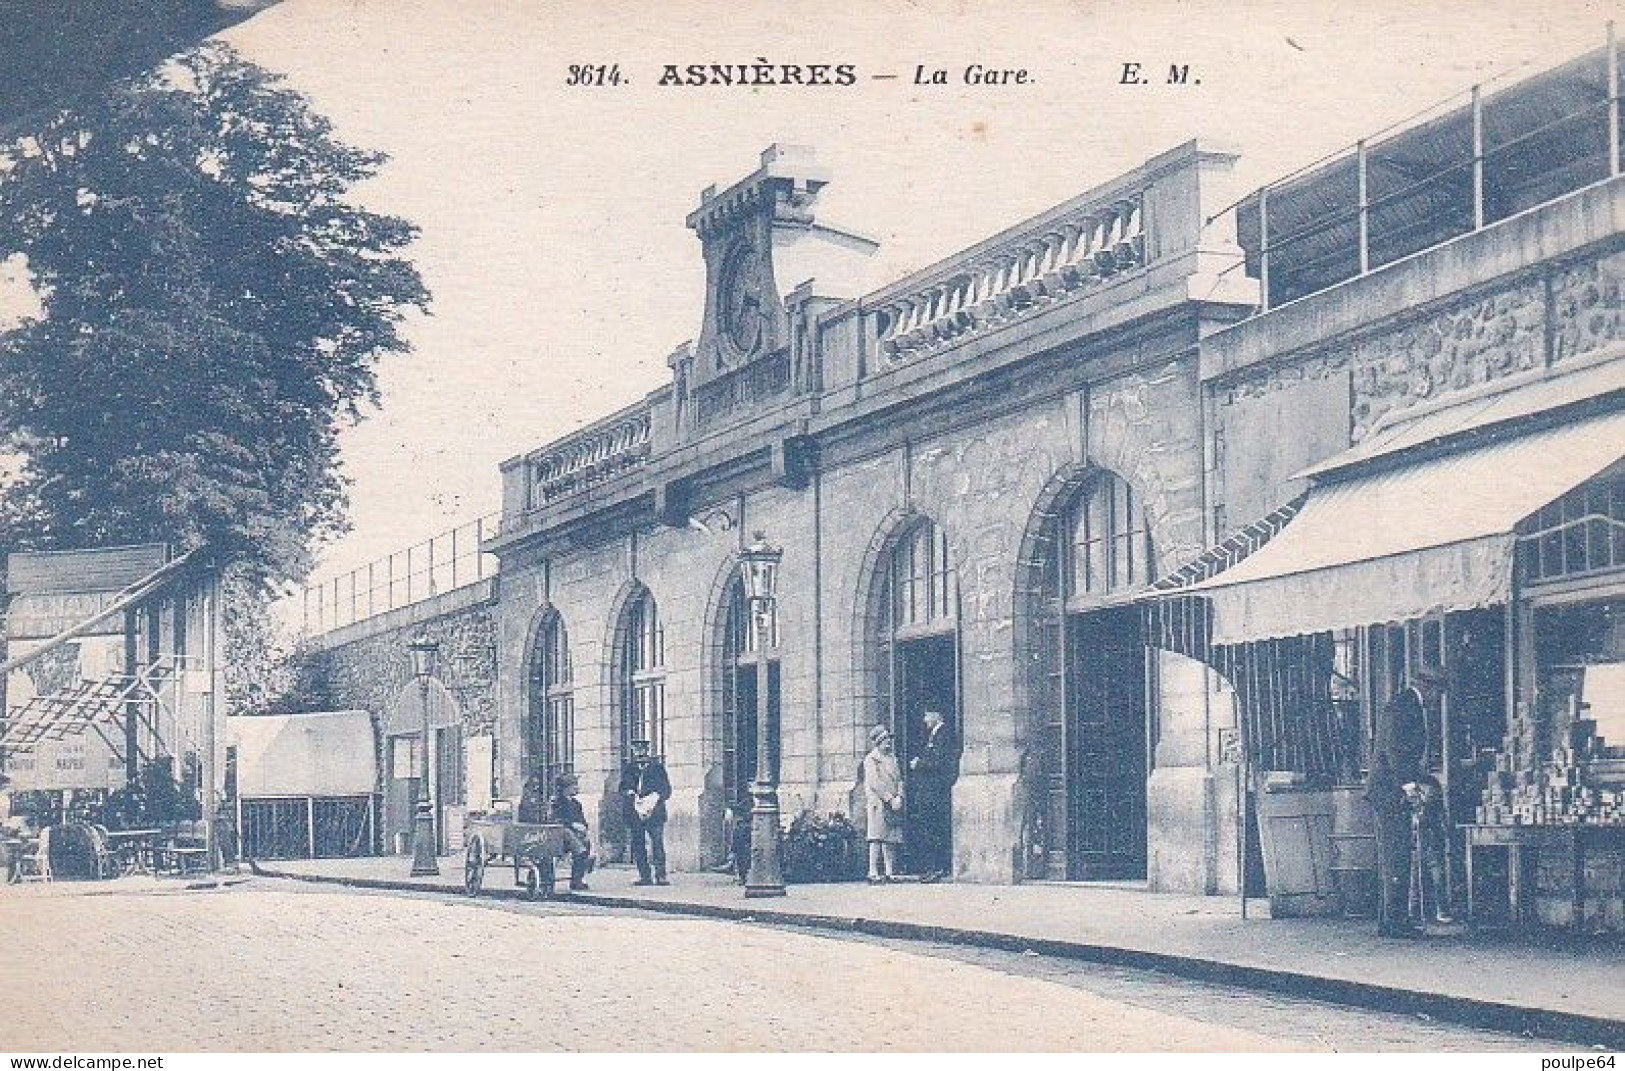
[
  {"x1": 739, "y1": 531, "x2": 786, "y2": 898},
  {"x1": 407, "y1": 634, "x2": 441, "y2": 877}
]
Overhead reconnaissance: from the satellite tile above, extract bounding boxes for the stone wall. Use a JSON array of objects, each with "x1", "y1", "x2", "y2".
[
  {"x1": 297, "y1": 594, "x2": 499, "y2": 851},
  {"x1": 1212, "y1": 244, "x2": 1625, "y2": 532},
  {"x1": 480, "y1": 350, "x2": 1215, "y2": 886},
  {"x1": 313, "y1": 604, "x2": 498, "y2": 738}
]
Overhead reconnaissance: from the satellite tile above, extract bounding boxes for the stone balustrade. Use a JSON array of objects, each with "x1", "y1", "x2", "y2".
[
  {"x1": 525, "y1": 402, "x2": 653, "y2": 508},
  {"x1": 872, "y1": 195, "x2": 1147, "y2": 364}
]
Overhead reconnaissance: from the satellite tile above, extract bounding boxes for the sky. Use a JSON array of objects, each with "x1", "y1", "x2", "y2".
[{"x1": 210, "y1": 0, "x2": 1616, "y2": 595}]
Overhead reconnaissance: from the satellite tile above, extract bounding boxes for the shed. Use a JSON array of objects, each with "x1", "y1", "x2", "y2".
[{"x1": 227, "y1": 711, "x2": 377, "y2": 859}]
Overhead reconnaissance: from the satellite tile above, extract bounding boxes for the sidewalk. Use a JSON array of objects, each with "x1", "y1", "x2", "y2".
[{"x1": 254, "y1": 854, "x2": 1625, "y2": 1047}]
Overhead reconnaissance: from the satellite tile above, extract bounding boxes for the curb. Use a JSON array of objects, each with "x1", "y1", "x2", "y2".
[{"x1": 251, "y1": 863, "x2": 1625, "y2": 1049}]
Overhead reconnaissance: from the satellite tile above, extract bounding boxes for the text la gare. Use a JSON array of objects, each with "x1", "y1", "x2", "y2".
[{"x1": 916, "y1": 64, "x2": 1031, "y2": 85}]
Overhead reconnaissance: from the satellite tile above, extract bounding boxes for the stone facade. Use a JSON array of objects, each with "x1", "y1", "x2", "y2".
[
  {"x1": 300, "y1": 127, "x2": 1625, "y2": 903},
  {"x1": 298, "y1": 584, "x2": 498, "y2": 846},
  {"x1": 470, "y1": 140, "x2": 1256, "y2": 885},
  {"x1": 1210, "y1": 231, "x2": 1625, "y2": 534}
]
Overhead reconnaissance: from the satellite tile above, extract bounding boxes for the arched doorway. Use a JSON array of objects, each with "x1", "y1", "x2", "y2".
[
  {"x1": 382, "y1": 678, "x2": 461, "y2": 856},
  {"x1": 871, "y1": 515, "x2": 960, "y2": 875},
  {"x1": 524, "y1": 611, "x2": 574, "y2": 796},
  {"x1": 1045, "y1": 469, "x2": 1155, "y2": 880},
  {"x1": 720, "y1": 575, "x2": 779, "y2": 814}
]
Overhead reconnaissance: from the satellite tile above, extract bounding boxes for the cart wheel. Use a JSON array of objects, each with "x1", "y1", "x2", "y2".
[
  {"x1": 522, "y1": 856, "x2": 556, "y2": 901},
  {"x1": 463, "y1": 838, "x2": 486, "y2": 897}
]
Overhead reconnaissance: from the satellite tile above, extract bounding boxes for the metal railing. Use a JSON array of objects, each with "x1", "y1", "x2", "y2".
[
  {"x1": 301, "y1": 513, "x2": 499, "y2": 635},
  {"x1": 1221, "y1": 25, "x2": 1623, "y2": 312}
]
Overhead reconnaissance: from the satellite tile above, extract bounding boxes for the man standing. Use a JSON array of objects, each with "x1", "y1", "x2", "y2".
[
  {"x1": 908, "y1": 708, "x2": 958, "y2": 883},
  {"x1": 1369, "y1": 668, "x2": 1443, "y2": 937},
  {"x1": 619, "y1": 739, "x2": 672, "y2": 886}
]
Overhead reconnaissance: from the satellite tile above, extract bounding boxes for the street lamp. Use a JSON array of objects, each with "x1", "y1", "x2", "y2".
[
  {"x1": 407, "y1": 634, "x2": 441, "y2": 877},
  {"x1": 739, "y1": 531, "x2": 786, "y2": 898}
]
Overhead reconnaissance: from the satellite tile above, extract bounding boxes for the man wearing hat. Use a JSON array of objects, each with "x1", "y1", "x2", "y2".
[
  {"x1": 1369, "y1": 666, "x2": 1445, "y2": 937},
  {"x1": 908, "y1": 708, "x2": 959, "y2": 882},
  {"x1": 618, "y1": 739, "x2": 672, "y2": 886},
  {"x1": 548, "y1": 771, "x2": 593, "y2": 892}
]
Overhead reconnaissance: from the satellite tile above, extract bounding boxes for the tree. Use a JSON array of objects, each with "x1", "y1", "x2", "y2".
[{"x1": 0, "y1": 41, "x2": 430, "y2": 590}]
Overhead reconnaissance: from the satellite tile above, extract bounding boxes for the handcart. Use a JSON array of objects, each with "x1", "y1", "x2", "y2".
[{"x1": 462, "y1": 811, "x2": 568, "y2": 900}]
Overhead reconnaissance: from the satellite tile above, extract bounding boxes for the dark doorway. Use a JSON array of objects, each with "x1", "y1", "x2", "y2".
[
  {"x1": 1066, "y1": 605, "x2": 1148, "y2": 880},
  {"x1": 895, "y1": 632, "x2": 959, "y2": 874},
  {"x1": 727, "y1": 660, "x2": 780, "y2": 800}
]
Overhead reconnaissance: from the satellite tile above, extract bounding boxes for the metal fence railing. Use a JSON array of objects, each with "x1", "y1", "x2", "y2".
[
  {"x1": 301, "y1": 513, "x2": 499, "y2": 635},
  {"x1": 1208, "y1": 25, "x2": 1624, "y2": 312}
]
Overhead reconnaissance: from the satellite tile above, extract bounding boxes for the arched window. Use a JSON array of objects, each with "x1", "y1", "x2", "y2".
[
  {"x1": 619, "y1": 588, "x2": 666, "y2": 758},
  {"x1": 1038, "y1": 468, "x2": 1156, "y2": 881},
  {"x1": 889, "y1": 518, "x2": 957, "y2": 633},
  {"x1": 1062, "y1": 470, "x2": 1153, "y2": 603},
  {"x1": 527, "y1": 613, "x2": 574, "y2": 793}
]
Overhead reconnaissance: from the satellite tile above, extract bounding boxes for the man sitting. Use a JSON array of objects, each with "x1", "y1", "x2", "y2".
[
  {"x1": 516, "y1": 770, "x2": 548, "y2": 824},
  {"x1": 548, "y1": 772, "x2": 593, "y2": 892}
]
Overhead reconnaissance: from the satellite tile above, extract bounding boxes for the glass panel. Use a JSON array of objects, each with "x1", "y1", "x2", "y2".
[
  {"x1": 1086, "y1": 483, "x2": 1108, "y2": 593},
  {"x1": 889, "y1": 519, "x2": 956, "y2": 628},
  {"x1": 1614, "y1": 483, "x2": 1625, "y2": 569},
  {"x1": 542, "y1": 617, "x2": 571, "y2": 685},
  {"x1": 932, "y1": 526, "x2": 953, "y2": 619},
  {"x1": 1065, "y1": 472, "x2": 1155, "y2": 598},
  {"x1": 910, "y1": 525, "x2": 930, "y2": 625},
  {"x1": 630, "y1": 592, "x2": 664, "y2": 672},
  {"x1": 391, "y1": 736, "x2": 419, "y2": 779}
]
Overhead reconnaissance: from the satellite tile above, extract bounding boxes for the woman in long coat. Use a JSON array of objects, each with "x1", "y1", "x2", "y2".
[{"x1": 862, "y1": 723, "x2": 904, "y2": 883}]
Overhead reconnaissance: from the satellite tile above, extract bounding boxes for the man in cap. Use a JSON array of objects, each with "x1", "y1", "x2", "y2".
[
  {"x1": 548, "y1": 771, "x2": 593, "y2": 892},
  {"x1": 619, "y1": 739, "x2": 672, "y2": 886},
  {"x1": 1369, "y1": 666, "x2": 1445, "y2": 937}
]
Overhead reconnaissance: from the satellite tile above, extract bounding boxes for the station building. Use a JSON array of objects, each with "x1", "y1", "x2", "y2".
[{"x1": 304, "y1": 41, "x2": 1625, "y2": 923}]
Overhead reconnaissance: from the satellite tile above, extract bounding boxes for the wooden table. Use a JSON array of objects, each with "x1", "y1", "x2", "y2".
[
  {"x1": 1463, "y1": 824, "x2": 1625, "y2": 930},
  {"x1": 103, "y1": 828, "x2": 164, "y2": 876},
  {"x1": 157, "y1": 842, "x2": 211, "y2": 876}
]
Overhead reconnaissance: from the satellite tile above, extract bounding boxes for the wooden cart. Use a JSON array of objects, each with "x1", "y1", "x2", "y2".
[{"x1": 462, "y1": 813, "x2": 568, "y2": 900}]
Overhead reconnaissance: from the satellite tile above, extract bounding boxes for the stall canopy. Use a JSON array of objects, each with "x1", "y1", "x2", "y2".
[
  {"x1": 227, "y1": 711, "x2": 376, "y2": 797},
  {"x1": 1183, "y1": 404, "x2": 1625, "y2": 644}
]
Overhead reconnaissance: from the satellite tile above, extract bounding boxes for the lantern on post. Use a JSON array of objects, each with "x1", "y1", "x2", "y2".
[
  {"x1": 407, "y1": 633, "x2": 441, "y2": 878},
  {"x1": 738, "y1": 532, "x2": 786, "y2": 897}
]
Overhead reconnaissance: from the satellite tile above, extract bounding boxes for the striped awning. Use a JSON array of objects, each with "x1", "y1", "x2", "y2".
[{"x1": 1179, "y1": 405, "x2": 1625, "y2": 644}]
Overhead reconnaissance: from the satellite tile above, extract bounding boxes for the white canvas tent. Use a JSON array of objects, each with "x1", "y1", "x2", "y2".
[{"x1": 227, "y1": 711, "x2": 377, "y2": 859}]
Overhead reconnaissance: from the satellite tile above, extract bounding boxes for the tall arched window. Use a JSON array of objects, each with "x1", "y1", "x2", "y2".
[
  {"x1": 1063, "y1": 470, "x2": 1153, "y2": 604},
  {"x1": 620, "y1": 588, "x2": 666, "y2": 758},
  {"x1": 526, "y1": 613, "x2": 574, "y2": 794}
]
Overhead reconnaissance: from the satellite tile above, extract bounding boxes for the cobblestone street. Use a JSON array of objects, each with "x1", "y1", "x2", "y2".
[{"x1": 0, "y1": 879, "x2": 1551, "y2": 1052}]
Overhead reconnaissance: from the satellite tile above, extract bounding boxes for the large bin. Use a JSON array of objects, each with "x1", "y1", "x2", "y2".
[
  {"x1": 1329, "y1": 783, "x2": 1378, "y2": 918},
  {"x1": 1254, "y1": 772, "x2": 1338, "y2": 917}
]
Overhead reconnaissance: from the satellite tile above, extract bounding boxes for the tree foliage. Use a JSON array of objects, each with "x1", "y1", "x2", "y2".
[{"x1": 0, "y1": 42, "x2": 429, "y2": 588}]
